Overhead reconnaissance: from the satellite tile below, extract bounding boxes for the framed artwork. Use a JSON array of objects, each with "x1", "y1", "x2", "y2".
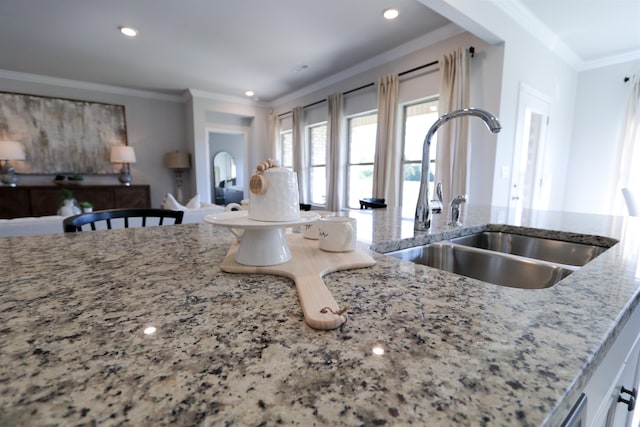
[{"x1": 0, "y1": 91, "x2": 128, "y2": 174}]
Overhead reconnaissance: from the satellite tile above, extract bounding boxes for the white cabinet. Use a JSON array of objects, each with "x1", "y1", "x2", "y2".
[
  {"x1": 601, "y1": 332, "x2": 640, "y2": 427},
  {"x1": 584, "y1": 306, "x2": 640, "y2": 427}
]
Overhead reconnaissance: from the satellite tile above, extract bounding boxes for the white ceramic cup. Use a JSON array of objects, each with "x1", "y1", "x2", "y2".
[
  {"x1": 225, "y1": 203, "x2": 245, "y2": 212},
  {"x1": 223, "y1": 203, "x2": 245, "y2": 241},
  {"x1": 318, "y1": 217, "x2": 357, "y2": 252},
  {"x1": 302, "y1": 211, "x2": 334, "y2": 240}
]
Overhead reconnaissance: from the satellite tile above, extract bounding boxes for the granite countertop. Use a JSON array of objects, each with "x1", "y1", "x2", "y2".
[{"x1": 1, "y1": 206, "x2": 639, "y2": 426}]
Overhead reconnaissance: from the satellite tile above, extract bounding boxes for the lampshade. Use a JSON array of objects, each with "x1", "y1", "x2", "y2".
[
  {"x1": 164, "y1": 151, "x2": 191, "y2": 169},
  {"x1": 110, "y1": 145, "x2": 136, "y2": 163},
  {"x1": 0, "y1": 141, "x2": 26, "y2": 161}
]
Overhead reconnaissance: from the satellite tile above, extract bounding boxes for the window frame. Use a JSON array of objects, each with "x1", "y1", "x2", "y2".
[
  {"x1": 399, "y1": 97, "x2": 439, "y2": 217},
  {"x1": 345, "y1": 110, "x2": 378, "y2": 209},
  {"x1": 279, "y1": 129, "x2": 293, "y2": 170},
  {"x1": 307, "y1": 121, "x2": 328, "y2": 206}
]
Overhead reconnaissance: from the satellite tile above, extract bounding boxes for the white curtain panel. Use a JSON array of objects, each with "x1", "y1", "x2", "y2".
[
  {"x1": 326, "y1": 93, "x2": 344, "y2": 211},
  {"x1": 292, "y1": 106, "x2": 309, "y2": 203},
  {"x1": 268, "y1": 113, "x2": 280, "y2": 161},
  {"x1": 372, "y1": 73, "x2": 400, "y2": 207},
  {"x1": 614, "y1": 75, "x2": 640, "y2": 215},
  {"x1": 435, "y1": 48, "x2": 471, "y2": 208}
]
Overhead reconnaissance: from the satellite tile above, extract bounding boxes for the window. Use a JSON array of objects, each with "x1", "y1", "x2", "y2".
[
  {"x1": 401, "y1": 99, "x2": 439, "y2": 218},
  {"x1": 346, "y1": 113, "x2": 377, "y2": 208},
  {"x1": 308, "y1": 123, "x2": 327, "y2": 205},
  {"x1": 280, "y1": 130, "x2": 293, "y2": 169}
]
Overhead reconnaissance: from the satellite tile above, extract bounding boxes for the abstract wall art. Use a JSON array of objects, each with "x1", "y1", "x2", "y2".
[{"x1": 0, "y1": 92, "x2": 128, "y2": 174}]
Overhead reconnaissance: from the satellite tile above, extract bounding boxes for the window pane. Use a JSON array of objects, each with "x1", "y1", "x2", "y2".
[
  {"x1": 402, "y1": 163, "x2": 425, "y2": 219},
  {"x1": 309, "y1": 124, "x2": 326, "y2": 166},
  {"x1": 310, "y1": 166, "x2": 326, "y2": 205},
  {"x1": 346, "y1": 113, "x2": 377, "y2": 209},
  {"x1": 401, "y1": 99, "x2": 439, "y2": 218},
  {"x1": 308, "y1": 123, "x2": 327, "y2": 205},
  {"x1": 280, "y1": 130, "x2": 293, "y2": 168},
  {"x1": 349, "y1": 114, "x2": 377, "y2": 164},
  {"x1": 347, "y1": 164, "x2": 374, "y2": 209},
  {"x1": 404, "y1": 100, "x2": 439, "y2": 161}
]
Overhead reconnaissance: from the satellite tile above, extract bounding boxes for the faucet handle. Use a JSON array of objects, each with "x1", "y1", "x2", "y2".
[
  {"x1": 447, "y1": 194, "x2": 467, "y2": 227},
  {"x1": 450, "y1": 194, "x2": 467, "y2": 205}
]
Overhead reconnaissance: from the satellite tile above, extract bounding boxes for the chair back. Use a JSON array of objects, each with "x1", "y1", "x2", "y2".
[
  {"x1": 63, "y1": 208, "x2": 184, "y2": 232},
  {"x1": 622, "y1": 188, "x2": 638, "y2": 217}
]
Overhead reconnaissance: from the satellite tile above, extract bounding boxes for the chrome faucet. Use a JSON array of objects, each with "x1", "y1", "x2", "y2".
[
  {"x1": 448, "y1": 194, "x2": 467, "y2": 226},
  {"x1": 414, "y1": 108, "x2": 502, "y2": 231}
]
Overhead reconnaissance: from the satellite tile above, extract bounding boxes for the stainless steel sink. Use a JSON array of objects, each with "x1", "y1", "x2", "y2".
[
  {"x1": 387, "y1": 242, "x2": 576, "y2": 289},
  {"x1": 449, "y1": 231, "x2": 607, "y2": 267}
]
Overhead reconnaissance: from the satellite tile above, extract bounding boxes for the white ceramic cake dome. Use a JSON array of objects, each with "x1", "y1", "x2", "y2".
[{"x1": 248, "y1": 159, "x2": 300, "y2": 222}]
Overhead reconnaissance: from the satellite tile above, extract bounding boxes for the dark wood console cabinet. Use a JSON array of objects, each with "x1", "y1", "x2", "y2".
[{"x1": 0, "y1": 185, "x2": 151, "y2": 219}]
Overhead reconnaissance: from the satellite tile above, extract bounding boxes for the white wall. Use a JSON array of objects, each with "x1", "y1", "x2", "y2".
[
  {"x1": 490, "y1": 33, "x2": 578, "y2": 211},
  {"x1": 0, "y1": 72, "x2": 187, "y2": 208},
  {"x1": 418, "y1": 0, "x2": 579, "y2": 210},
  {"x1": 565, "y1": 59, "x2": 640, "y2": 215}
]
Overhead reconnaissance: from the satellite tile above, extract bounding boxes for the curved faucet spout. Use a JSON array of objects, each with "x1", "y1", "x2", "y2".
[{"x1": 414, "y1": 108, "x2": 501, "y2": 231}]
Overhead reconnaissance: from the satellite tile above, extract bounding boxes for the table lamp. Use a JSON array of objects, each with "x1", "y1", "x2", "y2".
[
  {"x1": 0, "y1": 141, "x2": 26, "y2": 187},
  {"x1": 164, "y1": 151, "x2": 191, "y2": 203},
  {"x1": 110, "y1": 145, "x2": 136, "y2": 186}
]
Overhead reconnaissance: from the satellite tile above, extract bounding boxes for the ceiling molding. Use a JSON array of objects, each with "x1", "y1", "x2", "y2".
[
  {"x1": 272, "y1": 23, "x2": 464, "y2": 107},
  {"x1": 186, "y1": 89, "x2": 270, "y2": 107},
  {"x1": 491, "y1": 0, "x2": 582, "y2": 70},
  {"x1": 579, "y1": 50, "x2": 640, "y2": 72},
  {"x1": 0, "y1": 69, "x2": 184, "y2": 103}
]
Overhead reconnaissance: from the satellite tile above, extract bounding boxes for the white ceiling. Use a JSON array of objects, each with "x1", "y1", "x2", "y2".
[
  {"x1": 0, "y1": 0, "x2": 638, "y2": 102},
  {"x1": 510, "y1": 0, "x2": 640, "y2": 68}
]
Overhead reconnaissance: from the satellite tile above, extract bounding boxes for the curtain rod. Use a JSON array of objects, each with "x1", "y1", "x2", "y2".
[{"x1": 278, "y1": 46, "x2": 475, "y2": 118}]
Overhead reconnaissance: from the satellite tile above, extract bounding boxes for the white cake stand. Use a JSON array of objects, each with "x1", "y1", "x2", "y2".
[{"x1": 204, "y1": 211, "x2": 320, "y2": 266}]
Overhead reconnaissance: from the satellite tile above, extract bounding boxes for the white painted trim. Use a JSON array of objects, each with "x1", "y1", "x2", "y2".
[
  {"x1": 0, "y1": 69, "x2": 185, "y2": 102},
  {"x1": 491, "y1": 0, "x2": 582, "y2": 69},
  {"x1": 187, "y1": 89, "x2": 269, "y2": 107},
  {"x1": 206, "y1": 127, "x2": 251, "y2": 202},
  {"x1": 580, "y1": 50, "x2": 640, "y2": 71},
  {"x1": 272, "y1": 23, "x2": 465, "y2": 106}
]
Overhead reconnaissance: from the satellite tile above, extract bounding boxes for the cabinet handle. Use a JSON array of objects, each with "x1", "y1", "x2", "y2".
[{"x1": 617, "y1": 386, "x2": 637, "y2": 412}]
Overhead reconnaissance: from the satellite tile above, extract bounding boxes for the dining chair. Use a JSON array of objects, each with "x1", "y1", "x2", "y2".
[
  {"x1": 63, "y1": 208, "x2": 184, "y2": 232},
  {"x1": 359, "y1": 198, "x2": 387, "y2": 209},
  {"x1": 622, "y1": 188, "x2": 638, "y2": 217}
]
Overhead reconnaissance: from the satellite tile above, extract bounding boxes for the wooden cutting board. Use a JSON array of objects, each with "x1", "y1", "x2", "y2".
[{"x1": 220, "y1": 233, "x2": 376, "y2": 330}]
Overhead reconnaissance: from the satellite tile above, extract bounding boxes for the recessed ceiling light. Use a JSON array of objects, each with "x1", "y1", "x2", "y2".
[
  {"x1": 118, "y1": 26, "x2": 138, "y2": 37},
  {"x1": 244, "y1": 90, "x2": 255, "y2": 97},
  {"x1": 383, "y1": 8, "x2": 399, "y2": 20}
]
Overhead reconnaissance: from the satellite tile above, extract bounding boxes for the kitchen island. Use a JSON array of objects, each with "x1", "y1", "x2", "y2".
[{"x1": 1, "y1": 206, "x2": 639, "y2": 426}]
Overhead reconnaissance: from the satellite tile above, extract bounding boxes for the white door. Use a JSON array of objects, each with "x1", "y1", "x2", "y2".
[{"x1": 509, "y1": 83, "x2": 551, "y2": 214}]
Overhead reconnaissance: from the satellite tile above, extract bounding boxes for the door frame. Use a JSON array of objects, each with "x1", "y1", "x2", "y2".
[{"x1": 509, "y1": 82, "x2": 552, "y2": 212}]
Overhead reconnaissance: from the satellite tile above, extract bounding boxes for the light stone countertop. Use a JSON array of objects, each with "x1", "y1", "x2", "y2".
[{"x1": 1, "y1": 206, "x2": 639, "y2": 426}]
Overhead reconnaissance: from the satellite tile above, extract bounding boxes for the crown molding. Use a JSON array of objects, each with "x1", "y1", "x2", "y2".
[
  {"x1": 186, "y1": 88, "x2": 269, "y2": 107},
  {"x1": 272, "y1": 23, "x2": 465, "y2": 106},
  {"x1": 491, "y1": 0, "x2": 582, "y2": 69},
  {"x1": 0, "y1": 69, "x2": 185, "y2": 102},
  {"x1": 579, "y1": 50, "x2": 640, "y2": 72}
]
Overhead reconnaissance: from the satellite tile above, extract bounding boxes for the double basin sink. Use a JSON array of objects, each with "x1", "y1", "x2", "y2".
[{"x1": 384, "y1": 228, "x2": 617, "y2": 289}]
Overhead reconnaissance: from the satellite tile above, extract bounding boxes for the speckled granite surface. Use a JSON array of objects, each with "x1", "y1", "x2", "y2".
[{"x1": 1, "y1": 206, "x2": 639, "y2": 426}]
